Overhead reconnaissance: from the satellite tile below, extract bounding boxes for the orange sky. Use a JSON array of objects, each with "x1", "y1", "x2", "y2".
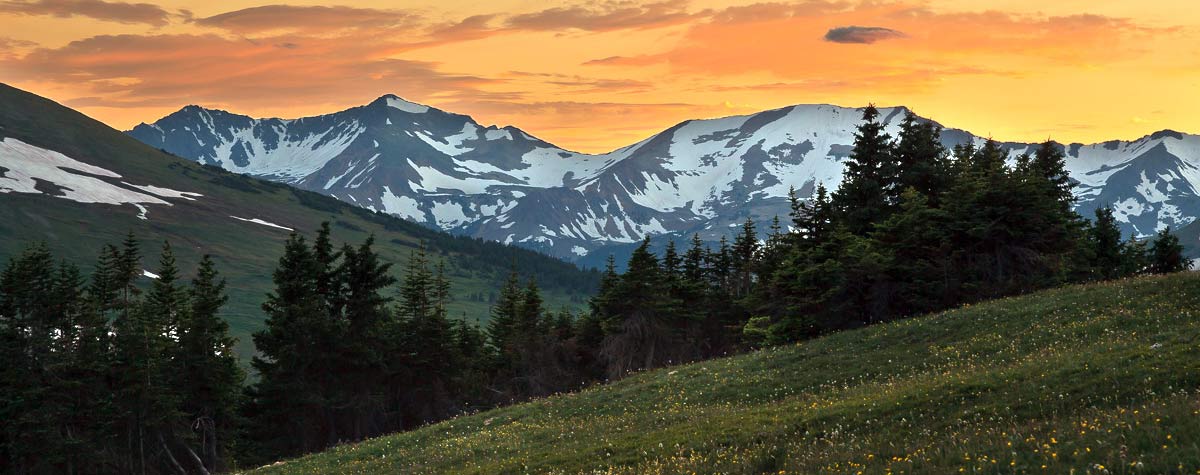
[{"x1": 1, "y1": 0, "x2": 1197, "y2": 153}]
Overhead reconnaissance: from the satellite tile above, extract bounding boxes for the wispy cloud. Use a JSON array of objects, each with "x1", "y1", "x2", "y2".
[
  {"x1": 0, "y1": 0, "x2": 173, "y2": 26},
  {"x1": 504, "y1": 0, "x2": 700, "y2": 32},
  {"x1": 192, "y1": 4, "x2": 419, "y2": 34}
]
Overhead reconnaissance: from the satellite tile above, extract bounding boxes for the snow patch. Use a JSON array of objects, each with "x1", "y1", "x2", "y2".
[
  {"x1": 0, "y1": 137, "x2": 185, "y2": 207},
  {"x1": 386, "y1": 96, "x2": 430, "y2": 114},
  {"x1": 380, "y1": 186, "x2": 423, "y2": 221},
  {"x1": 230, "y1": 216, "x2": 293, "y2": 231}
]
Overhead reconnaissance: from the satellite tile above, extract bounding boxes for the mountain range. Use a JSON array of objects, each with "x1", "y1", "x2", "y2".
[
  {"x1": 0, "y1": 84, "x2": 597, "y2": 357},
  {"x1": 129, "y1": 96, "x2": 1200, "y2": 262}
]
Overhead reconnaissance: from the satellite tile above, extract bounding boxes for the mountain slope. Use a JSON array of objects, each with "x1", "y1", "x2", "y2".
[
  {"x1": 251, "y1": 272, "x2": 1200, "y2": 474},
  {"x1": 132, "y1": 100, "x2": 1200, "y2": 261},
  {"x1": 0, "y1": 84, "x2": 598, "y2": 358}
]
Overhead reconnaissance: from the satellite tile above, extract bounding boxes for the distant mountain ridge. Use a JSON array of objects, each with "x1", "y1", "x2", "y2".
[
  {"x1": 129, "y1": 97, "x2": 1200, "y2": 261},
  {"x1": 0, "y1": 83, "x2": 597, "y2": 357}
]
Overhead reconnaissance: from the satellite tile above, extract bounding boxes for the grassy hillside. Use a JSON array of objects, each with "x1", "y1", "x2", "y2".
[
  {"x1": 0, "y1": 84, "x2": 597, "y2": 359},
  {"x1": 250, "y1": 273, "x2": 1200, "y2": 474}
]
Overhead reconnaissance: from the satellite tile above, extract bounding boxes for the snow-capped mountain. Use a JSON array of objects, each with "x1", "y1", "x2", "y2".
[{"x1": 129, "y1": 97, "x2": 1200, "y2": 261}]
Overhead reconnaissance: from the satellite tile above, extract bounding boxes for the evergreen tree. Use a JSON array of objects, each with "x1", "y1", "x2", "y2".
[
  {"x1": 112, "y1": 241, "x2": 186, "y2": 475},
  {"x1": 0, "y1": 244, "x2": 67, "y2": 473},
  {"x1": 175, "y1": 255, "x2": 243, "y2": 473},
  {"x1": 793, "y1": 184, "x2": 834, "y2": 248},
  {"x1": 1120, "y1": 236, "x2": 1150, "y2": 276},
  {"x1": 731, "y1": 219, "x2": 759, "y2": 298},
  {"x1": 1149, "y1": 227, "x2": 1190, "y2": 274},
  {"x1": 834, "y1": 105, "x2": 896, "y2": 234},
  {"x1": 246, "y1": 232, "x2": 328, "y2": 460},
  {"x1": 1090, "y1": 206, "x2": 1125, "y2": 280},
  {"x1": 1030, "y1": 141, "x2": 1075, "y2": 212},
  {"x1": 486, "y1": 269, "x2": 524, "y2": 360},
  {"x1": 338, "y1": 236, "x2": 395, "y2": 440},
  {"x1": 892, "y1": 111, "x2": 948, "y2": 203},
  {"x1": 871, "y1": 189, "x2": 951, "y2": 318},
  {"x1": 598, "y1": 237, "x2": 690, "y2": 377},
  {"x1": 682, "y1": 234, "x2": 707, "y2": 290}
]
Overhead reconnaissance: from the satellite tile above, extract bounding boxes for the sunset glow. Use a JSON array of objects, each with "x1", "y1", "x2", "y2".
[{"x1": 2, "y1": 0, "x2": 1198, "y2": 153}]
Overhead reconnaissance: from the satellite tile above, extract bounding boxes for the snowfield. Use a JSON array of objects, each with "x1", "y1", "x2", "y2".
[{"x1": 0, "y1": 138, "x2": 199, "y2": 216}]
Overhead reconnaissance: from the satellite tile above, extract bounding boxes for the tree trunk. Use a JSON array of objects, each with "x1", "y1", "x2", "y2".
[
  {"x1": 157, "y1": 431, "x2": 187, "y2": 475},
  {"x1": 181, "y1": 442, "x2": 212, "y2": 475}
]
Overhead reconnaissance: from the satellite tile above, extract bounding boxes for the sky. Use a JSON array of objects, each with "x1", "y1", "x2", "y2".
[{"x1": 0, "y1": 0, "x2": 1197, "y2": 153}]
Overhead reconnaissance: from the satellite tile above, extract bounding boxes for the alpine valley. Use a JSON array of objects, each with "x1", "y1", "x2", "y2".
[
  {"x1": 0, "y1": 84, "x2": 599, "y2": 357},
  {"x1": 130, "y1": 95, "x2": 1200, "y2": 264}
]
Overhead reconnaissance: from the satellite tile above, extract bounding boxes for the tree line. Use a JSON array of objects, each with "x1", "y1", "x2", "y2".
[
  {"x1": 2, "y1": 106, "x2": 1192, "y2": 474},
  {"x1": 1, "y1": 237, "x2": 241, "y2": 474},
  {"x1": 589, "y1": 105, "x2": 1191, "y2": 375}
]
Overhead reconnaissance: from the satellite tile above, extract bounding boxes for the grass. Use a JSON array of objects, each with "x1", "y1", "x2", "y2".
[{"x1": 249, "y1": 272, "x2": 1200, "y2": 474}]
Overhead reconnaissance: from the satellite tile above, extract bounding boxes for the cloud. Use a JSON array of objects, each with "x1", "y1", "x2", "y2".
[
  {"x1": 710, "y1": 1, "x2": 851, "y2": 24},
  {"x1": 581, "y1": 1, "x2": 1164, "y2": 81},
  {"x1": 0, "y1": 0, "x2": 172, "y2": 26},
  {"x1": 505, "y1": 71, "x2": 651, "y2": 93},
  {"x1": 193, "y1": 5, "x2": 418, "y2": 34},
  {"x1": 3, "y1": 33, "x2": 498, "y2": 112},
  {"x1": 823, "y1": 25, "x2": 906, "y2": 44},
  {"x1": 505, "y1": 0, "x2": 700, "y2": 32}
]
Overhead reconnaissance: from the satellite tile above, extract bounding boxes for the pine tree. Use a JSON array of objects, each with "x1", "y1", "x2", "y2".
[
  {"x1": 662, "y1": 240, "x2": 681, "y2": 285},
  {"x1": 519, "y1": 278, "x2": 544, "y2": 335},
  {"x1": 598, "y1": 237, "x2": 690, "y2": 377},
  {"x1": 113, "y1": 241, "x2": 187, "y2": 475},
  {"x1": 682, "y1": 234, "x2": 707, "y2": 290},
  {"x1": 246, "y1": 232, "x2": 328, "y2": 460},
  {"x1": 313, "y1": 222, "x2": 344, "y2": 316},
  {"x1": 892, "y1": 111, "x2": 948, "y2": 203},
  {"x1": 871, "y1": 189, "x2": 951, "y2": 318},
  {"x1": 1120, "y1": 236, "x2": 1150, "y2": 276},
  {"x1": 731, "y1": 218, "x2": 759, "y2": 298},
  {"x1": 57, "y1": 257, "x2": 114, "y2": 474},
  {"x1": 1149, "y1": 227, "x2": 1190, "y2": 274},
  {"x1": 793, "y1": 184, "x2": 834, "y2": 248},
  {"x1": 338, "y1": 236, "x2": 395, "y2": 440},
  {"x1": 0, "y1": 244, "x2": 67, "y2": 473},
  {"x1": 486, "y1": 269, "x2": 524, "y2": 359},
  {"x1": 1090, "y1": 206, "x2": 1125, "y2": 280},
  {"x1": 1030, "y1": 141, "x2": 1075, "y2": 212},
  {"x1": 432, "y1": 260, "x2": 452, "y2": 320},
  {"x1": 834, "y1": 105, "x2": 896, "y2": 235},
  {"x1": 709, "y1": 236, "x2": 733, "y2": 293},
  {"x1": 175, "y1": 255, "x2": 243, "y2": 473}
]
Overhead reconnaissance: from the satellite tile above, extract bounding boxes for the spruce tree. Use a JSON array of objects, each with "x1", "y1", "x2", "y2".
[
  {"x1": 247, "y1": 232, "x2": 327, "y2": 459},
  {"x1": 1090, "y1": 206, "x2": 1125, "y2": 280},
  {"x1": 113, "y1": 241, "x2": 186, "y2": 475},
  {"x1": 598, "y1": 237, "x2": 689, "y2": 377},
  {"x1": 338, "y1": 236, "x2": 395, "y2": 440},
  {"x1": 682, "y1": 234, "x2": 707, "y2": 290},
  {"x1": 731, "y1": 219, "x2": 759, "y2": 298},
  {"x1": 0, "y1": 245, "x2": 65, "y2": 473},
  {"x1": 1031, "y1": 141, "x2": 1075, "y2": 212},
  {"x1": 892, "y1": 111, "x2": 948, "y2": 203},
  {"x1": 486, "y1": 269, "x2": 524, "y2": 359},
  {"x1": 1149, "y1": 227, "x2": 1190, "y2": 274},
  {"x1": 176, "y1": 255, "x2": 243, "y2": 473},
  {"x1": 834, "y1": 105, "x2": 895, "y2": 235},
  {"x1": 871, "y1": 189, "x2": 951, "y2": 317}
]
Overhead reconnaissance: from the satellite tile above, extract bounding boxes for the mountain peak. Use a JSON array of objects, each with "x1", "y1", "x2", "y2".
[{"x1": 370, "y1": 94, "x2": 431, "y2": 114}]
